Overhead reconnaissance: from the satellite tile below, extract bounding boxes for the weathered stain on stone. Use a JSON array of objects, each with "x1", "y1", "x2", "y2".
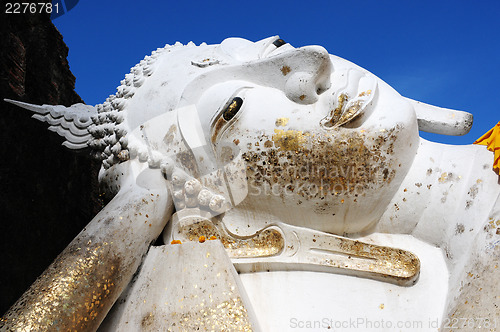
[
  {"x1": 240, "y1": 128, "x2": 400, "y2": 203},
  {"x1": 264, "y1": 140, "x2": 273, "y2": 148},
  {"x1": 281, "y1": 66, "x2": 291, "y2": 76},
  {"x1": 275, "y1": 117, "x2": 289, "y2": 127},
  {"x1": 272, "y1": 129, "x2": 309, "y2": 151},
  {"x1": 438, "y1": 172, "x2": 461, "y2": 184},
  {"x1": 141, "y1": 312, "x2": 155, "y2": 328},
  {"x1": 176, "y1": 150, "x2": 199, "y2": 178},
  {"x1": 211, "y1": 116, "x2": 226, "y2": 144},
  {"x1": 468, "y1": 184, "x2": 479, "y2": 199},
  {"x1": 163, "y1": 124, "x2": 177, "y2": 144}
]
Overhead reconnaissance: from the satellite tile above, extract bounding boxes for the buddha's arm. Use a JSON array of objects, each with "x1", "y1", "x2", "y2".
[{"x1": 0, "y1": 183, "x2": 173, "y2": 331}]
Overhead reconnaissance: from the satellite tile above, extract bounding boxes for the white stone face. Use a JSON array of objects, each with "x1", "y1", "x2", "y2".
[
  {"x1": 206, "y1": 75, "x2": 419, "y2": 234},
  {"x1": 112, "y1": 36, "x2": 421, "y2": 234}
]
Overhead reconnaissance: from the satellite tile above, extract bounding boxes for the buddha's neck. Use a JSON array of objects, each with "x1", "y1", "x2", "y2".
[{"x1": 376, "y1": 138, "x2": 500, "y2": 250}]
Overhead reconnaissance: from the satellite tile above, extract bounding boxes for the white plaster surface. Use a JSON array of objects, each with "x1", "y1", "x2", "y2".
[{"x1": 239, "y1": 234, "x2": 448, "y2": 331}]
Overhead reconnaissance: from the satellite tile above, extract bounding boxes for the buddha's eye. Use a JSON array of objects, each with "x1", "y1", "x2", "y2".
[
  {"x1": 273, "y1": 38, "x2": 286, "y2": 48},
  {"x1": 210, "y1": 95, "x2": 245, "y2": 144},
  {"x1": 222, "y1": 97, "x2": 243, "y2": 121},
  {"x1": 262, "y1": 38, "x2": 290, "y2": 58}
]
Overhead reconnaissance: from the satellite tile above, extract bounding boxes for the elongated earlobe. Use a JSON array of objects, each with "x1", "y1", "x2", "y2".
[{"x1": 406, "y1": 97, "x2": 473, "y2": 136}]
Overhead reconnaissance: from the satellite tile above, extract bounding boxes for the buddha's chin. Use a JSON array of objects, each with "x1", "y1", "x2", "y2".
[{"x1": 239, "y1": 182, "x2": 395, "y2": 235}]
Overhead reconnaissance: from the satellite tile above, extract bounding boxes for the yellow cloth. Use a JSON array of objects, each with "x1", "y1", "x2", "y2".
[{"x1": 474, "y1": 121, "x2": 500, "y2": 174}]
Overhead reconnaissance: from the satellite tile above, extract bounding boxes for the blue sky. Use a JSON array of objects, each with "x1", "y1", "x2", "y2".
[{"x1": 52, "y1": 0, "x2": 500, "y2": 145}]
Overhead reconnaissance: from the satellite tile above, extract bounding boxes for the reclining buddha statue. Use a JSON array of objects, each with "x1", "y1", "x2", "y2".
[{"x1": 1, "y1": 36, "x2": 499, "y2": 331}]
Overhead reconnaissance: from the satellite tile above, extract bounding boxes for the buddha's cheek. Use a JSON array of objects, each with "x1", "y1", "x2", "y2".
[{"x1": 218, "y1": 124, "x2": 415, "y2": 234}]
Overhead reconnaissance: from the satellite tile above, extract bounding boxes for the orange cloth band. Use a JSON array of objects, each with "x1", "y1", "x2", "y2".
[{"x1": 474, "y1": 121, "x2": 500, "y2": 174}]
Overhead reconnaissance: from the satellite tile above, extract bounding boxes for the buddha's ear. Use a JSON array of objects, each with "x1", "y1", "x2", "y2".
[
  {"x1": 4, "y1": 98, "x2": 97, "y2": 149},
  {"x1": 405, "y1": 97, "x2": 473, "y2": 136}
]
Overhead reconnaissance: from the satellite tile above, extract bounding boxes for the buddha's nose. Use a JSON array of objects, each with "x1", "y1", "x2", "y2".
[{"x1": 283, "y1": 46, "x2": 332, "y2": 104}]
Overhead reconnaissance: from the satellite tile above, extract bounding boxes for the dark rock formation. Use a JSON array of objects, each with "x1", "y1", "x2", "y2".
[{"x1": 0, "y1": 9, "x2": 101, "y2": 315}]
